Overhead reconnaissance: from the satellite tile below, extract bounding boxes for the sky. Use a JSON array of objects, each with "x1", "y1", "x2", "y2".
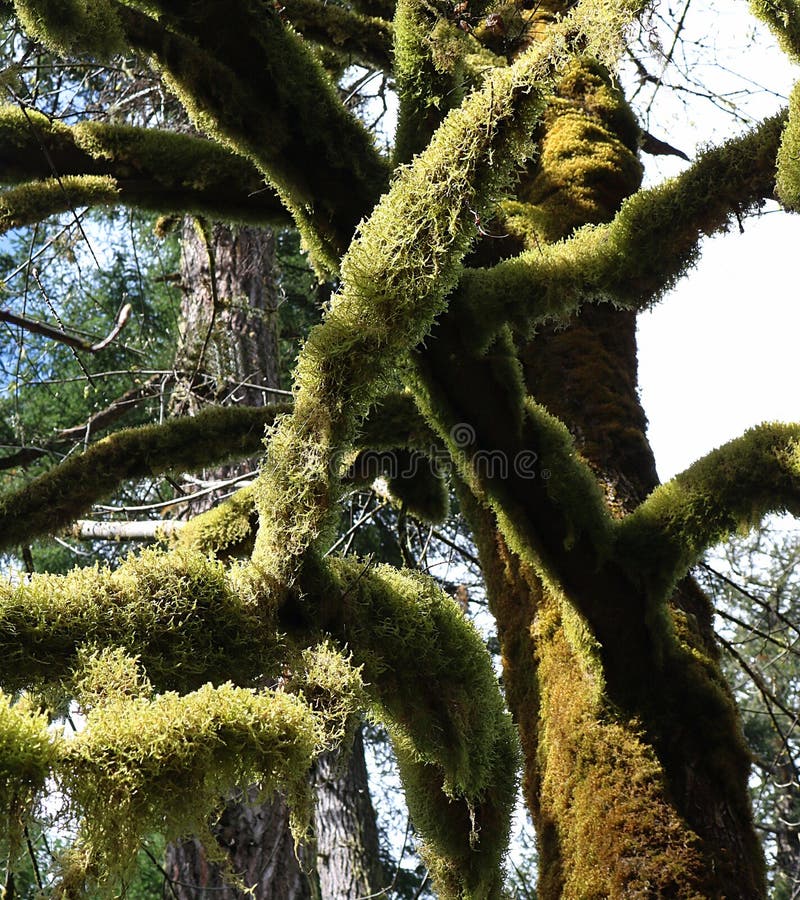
[{"x1": 624, "y1": 1, "x2": 800, "y2": 483}]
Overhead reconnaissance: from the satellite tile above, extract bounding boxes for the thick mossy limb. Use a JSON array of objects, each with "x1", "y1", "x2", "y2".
[
  {"x1": 62, "y1": 677, "x2": 319, "y2": 893},
  {"x1": 392, "y1": 0, "x2": 470, "y2": 164},
  {"x1": 454, "y1": 112, "x2": 785, "y2": 351},
  {"x1": 280, "y1": 0, "x2": 393, "y2": 70},
  {"x1": 0, "y1": 548, "x2": 278, "y2": 694},
  {"x1": 777, "y1": 83, "x2": 800, "y2": 209},
  {"x1": 750, "y1": 0, "x2": 800, "y2": 61},
  {"x1": 175, "y1": 484, "x2": 259, "y2": 558},
  {"x1": 0, "y1": 176, "x2": 120, "y2": 232},
  {"x1": 253, "y1": 46, "x2": 548, "y2": 583},
  {"x1": 615, "y1": 423, "x2": 800, "y2": 598},
  {"x1": 0, "y1": 404, "x2": 286, "y2": 552},
  {"x1": 0, "y1": 106, "x2": 288, "y2": 227},
  {"x1": 318, "y1": 556, "x2": 518, "y2": 899},
  {"x1": 117, "y1": 1, "x2": 388, "y2": 275},
  {"x1": 12, "y1": 0, "x2": 125, "y2": 56}
]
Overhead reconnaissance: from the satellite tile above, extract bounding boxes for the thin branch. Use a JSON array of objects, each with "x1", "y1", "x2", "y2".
[{"x1": 0, "y1": 301, "x2": 132, "y2": 353}]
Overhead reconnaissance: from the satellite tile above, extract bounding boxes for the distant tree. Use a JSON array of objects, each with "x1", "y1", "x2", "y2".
[
  {"x1": 0, "y1": 1, "x2": 799, "y2": 898},
  {"x1": 700, "y1": 527, "x2": 800, "y2": 900}
]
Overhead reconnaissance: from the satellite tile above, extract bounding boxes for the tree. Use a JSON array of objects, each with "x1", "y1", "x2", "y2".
[{"x1": 0, "y1": 0, "x2": 799, "y2": 897}]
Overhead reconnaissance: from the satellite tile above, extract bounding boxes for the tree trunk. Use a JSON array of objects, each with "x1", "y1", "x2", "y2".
[
  {"x1": 165, "y1": 221, "x2": 383, "y2": 900},
  {"x1": 312, "y1": 728, "x2": 384, "y2": 900},
  {"x1": 414, "y1": 20, "x2": 766, "y2": 894}
]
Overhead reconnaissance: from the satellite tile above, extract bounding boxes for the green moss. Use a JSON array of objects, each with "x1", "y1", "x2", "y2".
[
  {"x1": 615, "y1": 423, "x2": 800, "y2": 599},
  {"x1": 777, "y1": 82, "x2": 800, "y2": 210},
  {"x1": 12, "y1": 0, "x2": 125, "y2": 56},
  {"x1": 176, "y1": 484, "x2": 259, "y2": 558},
  {"x1": 318, "y1": 556, "x2": 519, "y2": 898},
  {"x1": 0, "y1": 176, "x2": 120, "y2": 233},
  {"x1": 0, "y1": 547, "x2": 280, "y2": 693},
  {"x1": 253, "y1": 46, "x2": 547, "y2": 584},
  {"x1": 750, "y1": 0, "x2": 800, "y2": 61},
  {"x1": 0, "y1": 404, "x2": 283, "y2": 552},
  {"x1": 0, "y1": 691, "x2": 56, "y2": 860},
  {"x1": 455, "y1": 113, "x2": 785, "y2": 350},
  {"x1": 63, "y1": 677, "x2": 319, "y2": 893}
]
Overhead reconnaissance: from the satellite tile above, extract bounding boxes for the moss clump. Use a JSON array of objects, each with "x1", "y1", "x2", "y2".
[
  {"x1": 615, "y1": 423, "x2": 800, "y2": 599},
  {"x1": 176, "y1": 485, "x2": 259, "y2": 558},
  {"x1": 319, "y1": 556, "x2": 518, "y2": 898},
  {"x1": 0, "y1": 176, "x2": 120, "y2": 234},
  {"x1": 12, "y1": 0, "x2": 125, "y2": 56},
  {"x1": 749, "y1": 0, "x2": 800, "y2": 61},
  {"x1": 0, "y1": 547, "x2": 279, "y2": 694},
  {"x1": 0, "y1": 691, "x2": 56, "y2": 859},
  {"x1": 64, "y1": 671, "x2": 319, "y2": 893},
  {"x1": 777, "y1": 82, "x2": 800, "y2": 210}
]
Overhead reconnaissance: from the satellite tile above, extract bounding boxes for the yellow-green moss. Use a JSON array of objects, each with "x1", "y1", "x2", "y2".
[
  {"x1": 749, "y1": 0, "x2": 800, "y2": 61},
  {"x1": 13, "y1": 0, "x2": 125, "y2": 56},
  {"x1": 176, "y1": 485, "x2": 259, "y2": 558},
  {"x1": 0, "y1": 547, "x2": 279, "y2": 693},
  {"x1": 615, "y1": 423, "x2": 800, "y2": 599},
  {"x1": 777, "y1": 82, "x2": 800, "y2": 210},
  {"x1": 318, "y1": 556, "x2": 519, "y2": 898},
  {"x1": 0, "y1": 691, "x2": 57, "y2": 860},
  {"x1": 0, "y1": 176, "x2": 120, "y2": 233},
  {"x1": 0, "y1": 404, "x2": 282, "y2": 552},
  {"x1": 63, "y1": 677, "x2": 319, "y2": 892}
]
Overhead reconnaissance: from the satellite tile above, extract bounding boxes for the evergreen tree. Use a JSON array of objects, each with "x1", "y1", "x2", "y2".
[{"x1": 0, "y1": 1, "x2": 799, "y2": 897}]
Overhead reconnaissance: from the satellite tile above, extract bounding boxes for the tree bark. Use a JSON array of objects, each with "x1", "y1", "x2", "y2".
[
  {"x1": 312, "y1": 728, "x2": 384, "y2": 900},
  {"x1": 165, "y1": 221, "x2": 383, "y2": 900}
]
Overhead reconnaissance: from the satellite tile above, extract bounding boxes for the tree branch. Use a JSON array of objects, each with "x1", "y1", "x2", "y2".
[
  {"x1": 115, "y1": 1, "x2": 390, "y2": 274},
  {"x1": 0, "y1": 403, "x2": 290, "y2": 551},
  {"x1": 0, "y1": 106, "x2": 290, "y2": 229},
  {"x1": 0, "y1": 302, "x2": 132, "y2": 352},
  {"x1": 280, "y1": 0, "x2": 393, "y2": 71},
  {"x1": 615, "y1": 423, "x2": 800, "y2": 597},
  {"x1": 453, "y1": 112, "x2": 787, "y2": 351}
]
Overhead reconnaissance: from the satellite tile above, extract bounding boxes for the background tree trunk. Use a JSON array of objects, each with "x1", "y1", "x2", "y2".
[{"x1": 164, "y1": 220, "x2": 383, "y2": 900}]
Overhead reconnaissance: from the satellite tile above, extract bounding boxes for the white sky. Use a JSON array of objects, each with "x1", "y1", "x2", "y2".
[{"x1": 627, "y1": 1, "x2": 800, "y2": 483}]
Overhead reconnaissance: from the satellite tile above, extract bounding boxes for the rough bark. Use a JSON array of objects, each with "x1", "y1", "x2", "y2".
[{"x1": 312, "y1": 729, "x2": 384, "y2": 900}]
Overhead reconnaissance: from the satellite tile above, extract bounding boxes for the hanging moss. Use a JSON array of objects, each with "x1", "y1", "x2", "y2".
[
  {"x1": 0, "y1": 404, "x2": 284, "y2": 552},
  {"x1": 316, "y1": 556, "x2": 519, "y2": 898},
  {"x1": 62, "y1": 673, "x2": 319, "y2": 894},
  {"x1": 0, "y1": 691, "x2": 57, "y2": 862},
  {"x1": 777, "y1": 82, "x2": 800, "y2": 210},
  {"x1": 0, "y1": 547, "x2": 279, "y2": 694}
]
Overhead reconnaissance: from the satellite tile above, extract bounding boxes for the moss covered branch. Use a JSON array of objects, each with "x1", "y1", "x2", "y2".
[
  {"x1": 0, "y1": 548, "x2": 278, "y2": 693},
  {"x1": 615, "y1": 423, "x2": 800, "y2": 598},
  {"x1": 253, "y1": 44, "x2": 550, "y2": 584},
  {"x1": 453, "y1": 112, "x2": 786, "y2": 350},
  {"x1": 0, "y1": 107, "x2": 289, "y2": 229},
  {"x1": 777, "y1": 82, "x2": 800, "y2": 209},
  {"x1": 313, "y1": 556, "x2": 518, "y2": 899},
  {"x1": 114, "y1": 1, "x2": 389, "y2": 274},
  {"x1": 0, "y1": 403, "x2": 289, "y2": 552},
  {"x1": 280, "y1": 0, "x2": 394, "y2": 70}
]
